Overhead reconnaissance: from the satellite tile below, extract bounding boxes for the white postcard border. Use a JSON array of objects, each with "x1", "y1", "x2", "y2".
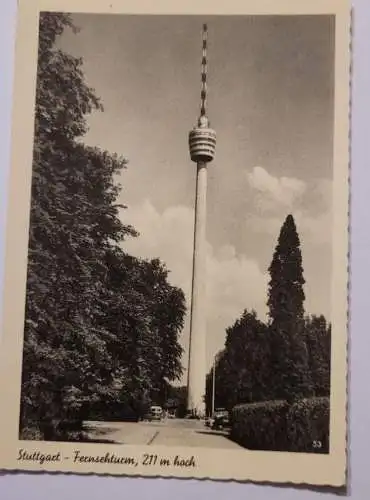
[{"x1": 0, "y1": 0, "x2": 350, "y2": 487}]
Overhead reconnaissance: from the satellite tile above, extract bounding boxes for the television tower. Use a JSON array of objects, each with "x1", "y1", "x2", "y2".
[{"x1": 187, "y1": 23, "x2": 217, "y2": 417}]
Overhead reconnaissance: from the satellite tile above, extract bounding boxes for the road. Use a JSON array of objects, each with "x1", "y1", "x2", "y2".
[{"x1": 83, "y1": 418, "x2": 242, "y2": 449}]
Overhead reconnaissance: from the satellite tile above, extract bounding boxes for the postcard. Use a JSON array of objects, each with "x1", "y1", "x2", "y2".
[{"x1": 0, "y1": 0, "x2": 350, "y2": 487}]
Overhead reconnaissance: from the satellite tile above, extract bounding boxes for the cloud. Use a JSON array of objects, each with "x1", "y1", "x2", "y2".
[
  {"x1": 246, "y1": 168, "x2": 332, "y2": 247},
  {"x1": 121, "y1": 200, "x2": 268, "y2": 373},
  {"x1": 246, "y1": 166, "x2": 306, "y2": 210},
  {"x1": 244, "y1": 169, "x2": 333, "y2": 322},
  {"x1": 248, "y1": 209, "x2": 332, "y2": 247},
  {"x1": 122, "y1": 201, "x2": 194, "y2": 300},
  {"x1": 120, "y1": 169, "x2": 332, "y2": 377},
  {"x1": 206, "y1": 244, "x2": 268, "y2": 353}
]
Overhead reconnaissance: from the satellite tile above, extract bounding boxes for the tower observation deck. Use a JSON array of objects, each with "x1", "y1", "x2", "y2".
[{"x1": 187, "y1": 24, "x2": 217, "y2": 417}]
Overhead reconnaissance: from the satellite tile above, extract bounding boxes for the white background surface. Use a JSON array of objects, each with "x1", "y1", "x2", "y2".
[{"x1": 0, "y1": 0, "x2": 368, "y2": 498}]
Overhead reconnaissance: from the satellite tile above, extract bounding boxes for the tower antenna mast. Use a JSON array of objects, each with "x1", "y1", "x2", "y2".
[{"x1": 200, "y1": 23, "x2": 208, "y2": 119}]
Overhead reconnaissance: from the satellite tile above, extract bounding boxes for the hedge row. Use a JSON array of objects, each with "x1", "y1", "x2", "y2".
[{"x1": 230, "y1": 397, "x2": 330, "y2": 453}]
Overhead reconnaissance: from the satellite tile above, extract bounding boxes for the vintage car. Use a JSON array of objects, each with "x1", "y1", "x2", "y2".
[
  {"x1": 211, "y1": 408, "x2": 230, "y2": 430},
  {"x1": 149, "y1": 405, "x2": 163, "y2": 421}
]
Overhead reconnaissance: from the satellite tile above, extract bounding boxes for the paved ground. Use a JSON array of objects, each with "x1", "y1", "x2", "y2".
[{"x1": 83, "y1": 418, "x2": 242, "y2": 449}]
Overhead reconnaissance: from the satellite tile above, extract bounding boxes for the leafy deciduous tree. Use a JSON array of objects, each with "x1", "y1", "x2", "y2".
[{"x1": 21, "y1": 13, "x2": 186, "y2": 439}]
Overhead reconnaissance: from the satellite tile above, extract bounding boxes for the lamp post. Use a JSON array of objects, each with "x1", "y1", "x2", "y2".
[
  {"x1": 212, "y1": 357, "x2": 216, "y2": 417},
  {"x1": 211, "y1": 351, "x2": 220, "y2": 417}
]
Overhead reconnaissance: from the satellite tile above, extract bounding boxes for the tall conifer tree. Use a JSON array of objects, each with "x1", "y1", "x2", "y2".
[{"x1": 267, "y1": 214, "x2": 313, "y2": 401}]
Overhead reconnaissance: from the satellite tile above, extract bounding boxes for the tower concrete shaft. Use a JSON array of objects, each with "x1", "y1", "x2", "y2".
[
  {"x1": 187, "y1": 24, "x2": 216, "y2": 416},
  {"x1": 187, "y1": 161, "x2": 208, "y2": 416}
]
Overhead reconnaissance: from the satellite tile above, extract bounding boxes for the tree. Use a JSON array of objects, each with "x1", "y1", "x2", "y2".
[
  {"x1": 267, "y1": 214, "x2": 313, "y2": 401},
  {"x1": 101, "y1": 249, "x2": 186, "y2": 418},
  {"x1": 20, "y1": 13, "x2": 187, "y2": 438},
  {"x1": 21, "y1": 13, "x2": 137, "y2": 439},
  {"x1": 223, "y1": 310, "x2": 270, "y2": 405},
  {"x1": 165, "y1": 385, "x2": 188, "y2": 417},
  {"x1": 304, "y1": 315, "x2": 331, "y2": 397},
  {"x1": 138, "y1": 258, "x2": 185, "y2": 403},
  {"x1": 205, "y1": 310, "x2": 270, "y2": 413}
]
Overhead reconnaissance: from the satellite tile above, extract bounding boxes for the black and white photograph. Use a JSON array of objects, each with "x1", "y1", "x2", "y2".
[{"x1": 0, "y1": 0, "x2": 349, "y2": 487}]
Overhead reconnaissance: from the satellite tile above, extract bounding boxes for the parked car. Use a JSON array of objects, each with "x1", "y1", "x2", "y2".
[
  {"x1": 211, "y1": 408, "x2": 230, "y2": 430},
  {"x1": 152, "y1": 405, "x2": 164, "y2": 420},
  {"x1": 143, "y1": 405, "x2": 163, "y2": 421},
  {"x1": 204, "y1": 416, "x2": 214, "y2": 428}
]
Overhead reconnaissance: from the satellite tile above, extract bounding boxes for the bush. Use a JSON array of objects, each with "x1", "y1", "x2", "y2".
[
  {"x1": 231, "y1": 400, "x2": 288, "y2": 451},
  {"x1": 19, "y1": 419, "x2": 86, "y2": 442},
  {"x1": 20, "y1": 426, "x2": 44, "y2": 441},
  {"x1": 287, "y1": 397, "x2": 330, "y2": 453},
  {"x1": 230, "y1": 397, "x2": 330, "y2": 453}
]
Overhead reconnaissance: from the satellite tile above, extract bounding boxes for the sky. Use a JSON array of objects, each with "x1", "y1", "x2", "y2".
[{"x1": 58, "y1": 14, "x2": 335, "y2": 381}]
